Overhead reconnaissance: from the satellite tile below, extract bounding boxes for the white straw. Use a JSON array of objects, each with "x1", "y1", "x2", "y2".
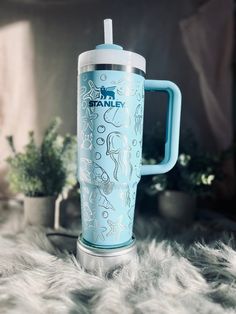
[{"x1": 104, "y1": 19, "x2": 113, "y2": 44}]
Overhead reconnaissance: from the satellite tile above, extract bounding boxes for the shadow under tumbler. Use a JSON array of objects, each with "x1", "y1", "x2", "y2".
[{"x1": 77, "y1": 19, "x2": 182, "y2": 273}]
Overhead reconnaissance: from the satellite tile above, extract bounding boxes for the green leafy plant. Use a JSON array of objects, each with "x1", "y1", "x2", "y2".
[
  {"x1": 6, "y1": 117, "x2": 77, "y2": 197},
  {"x1": 141, "y1": 123, "x2": 226, "y2": 198}
]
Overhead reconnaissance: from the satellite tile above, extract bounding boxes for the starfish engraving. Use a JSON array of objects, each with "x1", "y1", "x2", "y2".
[
  {"x1": 88, "y1": 220, "x2": 107, "y2": 242},
  {"x1": 106, "y1": 216, "x2": 125, "y2": 240},
  {"x1": 83, "y1": 80, "x2": 101, "y2": 101},
  {"x1": 81, "y1": 108, "x2": 98, "y2": 132}
]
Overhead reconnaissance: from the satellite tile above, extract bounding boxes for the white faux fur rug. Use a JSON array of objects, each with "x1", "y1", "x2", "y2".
[{"x1": 1, "y1": 201, "x2": 236, "y2": 314}]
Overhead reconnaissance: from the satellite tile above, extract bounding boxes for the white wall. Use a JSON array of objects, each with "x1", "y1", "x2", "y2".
[{"x1": 0, "y1": 0, "x2": 234, "y2": 194}]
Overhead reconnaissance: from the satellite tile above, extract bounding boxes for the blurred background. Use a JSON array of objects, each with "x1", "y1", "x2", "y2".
[{"x1": 0, "y1": 0, "x2": 235, "y2": 223}]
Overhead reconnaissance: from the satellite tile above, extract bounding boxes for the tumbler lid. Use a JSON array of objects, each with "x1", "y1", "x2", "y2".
[{"x1": 78, "y1": 19, "x2": 146, "y2": 73}]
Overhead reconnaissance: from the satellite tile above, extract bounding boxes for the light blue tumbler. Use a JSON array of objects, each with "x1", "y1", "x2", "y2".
[{"x1": 77, "y1": 19, "x2": 181, "y2": 273}]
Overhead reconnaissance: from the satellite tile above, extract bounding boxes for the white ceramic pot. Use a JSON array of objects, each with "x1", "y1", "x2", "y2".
[
  {"x1": 158, "y1": 191, "x2": 196, "y2": 224},
  {"x1": 24, "y1": 196, "x2": 57, "y2": 228}
]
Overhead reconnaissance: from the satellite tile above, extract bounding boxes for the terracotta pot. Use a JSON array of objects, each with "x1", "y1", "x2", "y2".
[
  {"x1": 24, "y1": 196, "x2": 57, "y2": 228},
  {"x1": 158, "y1": 191, "x2": 196, "y2": 223}
]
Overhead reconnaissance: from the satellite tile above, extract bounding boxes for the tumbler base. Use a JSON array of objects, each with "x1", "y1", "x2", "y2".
[{"x1": 76, "y1": 235, "x2": 137, "y2": 275}]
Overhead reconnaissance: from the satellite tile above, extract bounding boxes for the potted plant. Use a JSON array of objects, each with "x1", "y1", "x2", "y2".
[
  {"x1": 58, "y1": 184, "x2": 81, "y2": 228},
  {"x1": 6, "y1": 117, "x2": 77, "y2": 228},
  {"x1": 141, "y1": 124, "x2": 224, "y2": 223}
]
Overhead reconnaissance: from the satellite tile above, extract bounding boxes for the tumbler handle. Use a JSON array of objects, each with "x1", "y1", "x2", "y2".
[{"x1": 141, "y1": 80, "x2": 182, "y2": 175}]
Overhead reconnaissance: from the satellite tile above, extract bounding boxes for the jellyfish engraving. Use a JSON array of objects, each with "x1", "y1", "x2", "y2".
[
  {"x1": 106, "y1": 132, "x2": 132, "y2": 181},
  {"x1": 104, "y1": 107, "x2": 130, "y2": 128},
  {"x1": 134, "y1": 104, "x2": 143, "y2": 135}
]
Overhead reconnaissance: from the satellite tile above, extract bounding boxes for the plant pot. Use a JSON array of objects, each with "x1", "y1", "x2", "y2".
[
  {"x1": 59, "y1": 196, "x2": 81, "y2": 228},
  {"x1": 24, "y1": 196, "x2": 57, "y2": 228},
  {"x1": 158, "y1": 191, "x2": 196, "y2": 224}
]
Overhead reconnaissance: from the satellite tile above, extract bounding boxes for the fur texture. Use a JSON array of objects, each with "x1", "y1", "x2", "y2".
[{"x1": 1, "y1": 201, "x2": 236, "y2": 313}]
